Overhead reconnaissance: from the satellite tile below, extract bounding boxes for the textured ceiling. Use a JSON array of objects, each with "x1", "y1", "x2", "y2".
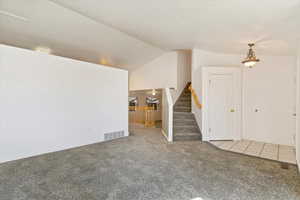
[{"x1": 1, "y1": 0, "x2": 300, "y2": 69}]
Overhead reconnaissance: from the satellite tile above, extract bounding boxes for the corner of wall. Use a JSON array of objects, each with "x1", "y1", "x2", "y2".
[
  {"x1": 191, "y1": 49, "x2": 203, "y2": 134},
  {"x1": 296, "y1": 51, "x2": 300, "y2": 171},
  {"x1": 129, "y1": 51, "x2": 178, "y2": 91}
]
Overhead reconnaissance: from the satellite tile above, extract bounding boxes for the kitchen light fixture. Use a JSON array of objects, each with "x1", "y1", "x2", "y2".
[
  {"x1": 242, "y1": 43, "x2": 260, "y2": 68},
  {"x1": 152, "y1": 89, "x2": 156, "y2": 96}
]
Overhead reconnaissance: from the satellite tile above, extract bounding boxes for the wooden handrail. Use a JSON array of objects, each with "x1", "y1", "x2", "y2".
[{"x1": 188, "y1": 85, "x2": 202, "y2": 109}]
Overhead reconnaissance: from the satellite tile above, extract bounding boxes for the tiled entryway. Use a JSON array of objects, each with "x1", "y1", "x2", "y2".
[{"x1": 209, "y1": 140, "x2": 297, "y2": 164}]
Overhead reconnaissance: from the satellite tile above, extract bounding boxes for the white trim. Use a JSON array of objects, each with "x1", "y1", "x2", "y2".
[
  {"x1": 162, "y1": 88, "x2": 174, "y2": 142},
  {"x1": 161, "y1": 129, "x2": 169, "y2": 140},
  {"x1": 166, "y1": 88, "x2": 174, "y2": 142},
  {"x1": 296, "y1": 52, "x2": 300, "y2": 172},
  {"x1": 202, "y1": 66, "x2": 242, "y2": 141},
  {"x1": 241, "y1": 66, "x2": 246, "y2": 140}
]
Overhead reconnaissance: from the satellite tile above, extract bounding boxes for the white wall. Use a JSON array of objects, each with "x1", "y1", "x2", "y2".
[
  {"x1": 243, "y1": 56, "x2": 296, "y2": 146},
  {"x1": 129, "y1": 52, "x2": 178, "y2": 91},
  {"x1": 192, "y1": 49, "x2": 296, "y2": 146},
  {"x1": 129, "y1": 50, "x2": 191, "y2": 104},
  {"x1": 0, "y1": 45, "x2": 128, "y2": 163},
  {"x1": 171, "y1": 50, "x2": 192, "y2": 102}
]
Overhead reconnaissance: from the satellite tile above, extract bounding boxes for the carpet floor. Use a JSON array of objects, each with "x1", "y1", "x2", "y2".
[{"x1": 0, "y1": 127, "x2": 299, "y2": 200}]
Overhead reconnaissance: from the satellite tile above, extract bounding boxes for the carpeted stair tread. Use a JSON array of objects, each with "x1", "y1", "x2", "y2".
[{"x1": 173, "y1": 82, "x2": 202, "y2": 141}]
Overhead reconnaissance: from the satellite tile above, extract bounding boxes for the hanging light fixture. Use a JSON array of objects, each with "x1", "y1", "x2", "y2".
[
  {"x1": 152, "y1": 89, "x2": 156, "y2": 96},
  {"x1": 242, "y1": 43, "x2": 260, "y2": 68}
]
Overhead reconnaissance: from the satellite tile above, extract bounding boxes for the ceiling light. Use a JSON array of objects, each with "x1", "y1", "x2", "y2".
[
  {"x1": 35, "y1": 47, "x2": 51, "y2": 54},
  {"x1": 242, "y1": 43, "x2": 260, "y2": 68},
  {"x1": 152, "y1": 89, "x2": 156, "y2": 96},
  {"x1": 100, "y1": 58, "x2": 108, "y2": 65}
]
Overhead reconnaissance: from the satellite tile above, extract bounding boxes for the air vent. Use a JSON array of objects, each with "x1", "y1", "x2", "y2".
[{"x1": 104, "y1": 130, "x2": 125, "y2": 141}]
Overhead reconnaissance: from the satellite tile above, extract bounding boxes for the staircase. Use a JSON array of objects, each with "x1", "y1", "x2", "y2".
[{"x1": 173, "y1": 83, "x2": 202, "y2": 141}]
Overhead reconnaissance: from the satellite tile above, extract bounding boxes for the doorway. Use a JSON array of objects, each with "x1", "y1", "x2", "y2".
[
  {"x1": 202, "y1": 67, "x2": 242, "y2": 141},
  {"x1": 128, "y1": 89, "x2": 162, "y2": 129}
]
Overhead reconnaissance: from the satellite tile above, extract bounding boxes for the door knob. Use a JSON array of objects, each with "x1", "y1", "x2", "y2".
[{"x1": 230, "y1": 109, "x2": 235, "y2": 112}]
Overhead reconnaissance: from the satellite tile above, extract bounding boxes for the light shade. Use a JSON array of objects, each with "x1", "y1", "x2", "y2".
[
  {"x1": 242, "y1": 43, "x2": 260, "y2": 67},
  {"x1": 152, "y1": 89, "x2": 156, "y2": 96}
]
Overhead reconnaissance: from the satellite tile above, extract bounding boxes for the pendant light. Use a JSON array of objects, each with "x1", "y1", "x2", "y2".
[
  {"x1": 152, "y1": 89, "x2": 156, "y2": 96},
  {"x1": 242, "y1": 43, "x2": 260, "y2": 68}
]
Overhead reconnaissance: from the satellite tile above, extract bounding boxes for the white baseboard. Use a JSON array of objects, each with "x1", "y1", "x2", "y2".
[{"x1": 161, "y1": 129, "x2": 169, "y2": 141}]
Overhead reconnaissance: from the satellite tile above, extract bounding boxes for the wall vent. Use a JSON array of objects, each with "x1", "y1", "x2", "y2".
[{"x1": 104, "y1": 130, "x2": 125, "y2": 141}]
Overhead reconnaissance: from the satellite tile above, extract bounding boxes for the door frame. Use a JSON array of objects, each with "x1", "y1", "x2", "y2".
[{"x1": 202, "y1": 67, "x2": 242, "y2": 141}]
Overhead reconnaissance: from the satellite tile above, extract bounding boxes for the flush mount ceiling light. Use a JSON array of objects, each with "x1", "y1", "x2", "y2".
[
  {"x1": 100, "y1": 58, "x2": 108, "y2": 65},
  {"x1": 242, "y1": 43, "x2": 260, "y2": 68}
]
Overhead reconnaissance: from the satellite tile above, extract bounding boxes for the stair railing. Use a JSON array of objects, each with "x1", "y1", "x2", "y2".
[{"x1": 188, "y1": 85, "x2": 202, "y2": 109}]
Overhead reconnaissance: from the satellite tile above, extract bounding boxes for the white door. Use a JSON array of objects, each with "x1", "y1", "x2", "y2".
[
  {"x1": 208, "y1": 74, "x2": 234, "y2": 140},
  {"x1": 202, "y1": 67, "x2": 241, "y2": 141}
]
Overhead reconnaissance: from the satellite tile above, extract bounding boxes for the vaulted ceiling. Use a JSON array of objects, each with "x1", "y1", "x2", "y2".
[
  {"x1": 0, "y1": 0, "x2": 165, "y2": 70},
  {"x1": 1, "y1": 0, "x2": 300, "y2": 69}
]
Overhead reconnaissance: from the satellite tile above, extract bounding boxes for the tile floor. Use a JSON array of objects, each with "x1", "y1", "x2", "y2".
[{"x1": 209, "y1": 140, "x2": 297, "y2": 164}]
